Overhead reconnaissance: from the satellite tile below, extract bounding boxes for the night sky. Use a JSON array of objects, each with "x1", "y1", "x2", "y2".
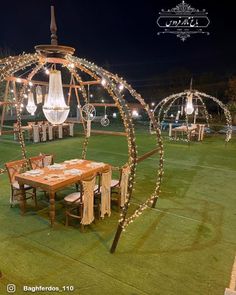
[{"x1": 0, "y1": 0, "x2": 236, "y2": 84}]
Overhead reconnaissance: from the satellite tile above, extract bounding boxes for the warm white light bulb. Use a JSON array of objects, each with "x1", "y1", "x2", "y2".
[
  {"x1": 118, "y1": 84, "x2": 124, "y2": 91},
  {"x1": 68, "y1": 63, "x2": 75, "y2": 69},
  {"x1": 101, "y1": 78, "x2": 107, "y2": 86},
  {"x1": 185, "y1": 93, "x2": 194, "y2": 115},
  {"x1": 16, "y1": 78, "x2": 22, "y2": 83},
  {"x1": 132, "y1": 110, "x2": 139, "y2": 118},
  {"x1": 151, "y1": 102, "x2": 155, "y2": 106},
  {"x1": 29, "y1": 81, "x2": 33, "y2": 87},
  {"x1": 113, "y1": 112, "x2": 117, "y2": 118}
]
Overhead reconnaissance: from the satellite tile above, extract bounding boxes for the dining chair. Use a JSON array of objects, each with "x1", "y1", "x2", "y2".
[
  {"x1": 64, "y1": 174, "x2": 96, "y2": 231},
  {"x1": 48, "y1": 124, "x2": 53, "y2": 140},
  {"x1": 41, "y1": 124, "x2": 47, "y2": 142},
  {"x1": 69, "y1": 123, "x2": 74, "y2": 136},
  {"x1": 58, "y1": 125, "x2": 63, "y2": 139},
  {"x1": 32, "y1": 125, "x2": 40, "y2": 143},
  {"x1": 94, "y1": 167, "x2": 112, "y2": 218},
  {"x1": 29, "y1": 155, "x2": 44, "y2": 170},
  {"x1": 42, "y1": 154, "x2": 54, "y2": 167},
  {"x1": 111, "y1": 165, "x2": 130, "y2": 208},
  {"x1": 29, "y1": 154, "x2": 54, "y2": 169},
  {"x1": 5, "y1": 159, "x2": 37, "y2": 208}
]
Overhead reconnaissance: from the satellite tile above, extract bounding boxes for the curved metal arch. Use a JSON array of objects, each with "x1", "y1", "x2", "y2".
[
  {"x1": 0, "y1": 53, "x2": 39, "y2": 82},
  {"x1": 151, "y1": 90, "x2": 232, "y2": 142},
  {"x1": 65, "y1": 55, "x2": 165, "y2": 252},
  {"x1": 195, "y1": 91, "x2": 232, "y2": 141},
  {"x1": 1, "y1": 52, "x2": 164, "y2": 254}
]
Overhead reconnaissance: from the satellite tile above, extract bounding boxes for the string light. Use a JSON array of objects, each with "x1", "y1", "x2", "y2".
[
  {"x1": 118, "y1": 84, "x2": 124, "y2": 91},
  {"x1": 1, "y1": 52, "x2": 164, "y2": 243},
  {"x1": 152, "y1": 90, "x2": 232, "y2": 142}
]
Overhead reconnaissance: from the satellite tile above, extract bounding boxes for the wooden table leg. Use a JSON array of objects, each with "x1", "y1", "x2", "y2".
[
  {"x1": 49, "y1": 191, "x2": 56, "y2": 227},
  {"x1": 19, "y1": 183, "x2": 26, "y2": 215}
]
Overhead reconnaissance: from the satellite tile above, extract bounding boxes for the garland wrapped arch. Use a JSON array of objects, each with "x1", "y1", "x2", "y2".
[
  {"x1": 150, "y1": 90, "x2": 232, "y2": 142},
  {"x1": 0, "y1": 48, "x2": 164, "y2": 253}
]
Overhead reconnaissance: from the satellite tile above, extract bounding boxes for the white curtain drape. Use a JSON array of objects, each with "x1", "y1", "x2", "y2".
[
  {"x1": 81, "y1": 176, "x2": 96, "y2": 225},
  {"x1": 100, "y1": 169, "x2": 112, "y2": 218}
]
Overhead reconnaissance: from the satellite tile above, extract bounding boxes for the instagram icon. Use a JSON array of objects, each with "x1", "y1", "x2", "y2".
[{"x1": 6, "y1": 284, "x2": 16, "y2": 293}]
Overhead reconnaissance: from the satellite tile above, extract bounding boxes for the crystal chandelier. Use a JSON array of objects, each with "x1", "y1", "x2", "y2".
[
  {"x1": 185, "y1": 92, "x2": 194, "y2": 115},
  {"x1": 26, "y1": 92, "x2": 37, "y2": 115},
  {"x1": 43, "y1": 69, "x2": 69, "y2": 124}
]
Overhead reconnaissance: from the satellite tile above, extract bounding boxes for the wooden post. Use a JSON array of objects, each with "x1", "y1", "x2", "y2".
[
  {"x1": 0, "y1": 81, "x2": 10, "y2": 135},
  {"x1": 110, "y1": 224, "x2": 123, "y2": 253},
  {"x1": 50, "y1": 6, "x2": 58, "y2": 45}
]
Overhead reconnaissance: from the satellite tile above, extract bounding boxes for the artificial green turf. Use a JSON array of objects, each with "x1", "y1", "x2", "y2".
[{"x1": 0, "y1": 130, "x2": 236, "y2": 295}]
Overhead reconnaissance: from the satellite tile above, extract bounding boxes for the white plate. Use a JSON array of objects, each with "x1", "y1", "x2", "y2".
[
  {"x1": 64, "y1": 169, "x2": 82, "y2": 175},
  {"x1": 27, "y1": 169, "x2": 42, "y2": 175},
  {"x1": 87, "y1": 162, "x2": 104, "y2": 168},
  {"x1": 44, "y1": 174, "x2": 65, "y2": 180},
  {"x1": 48, "y1": 164, "x2": 65, "y2": 170}
]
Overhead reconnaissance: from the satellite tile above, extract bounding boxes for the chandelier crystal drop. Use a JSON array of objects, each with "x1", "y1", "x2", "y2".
[
  {"x1": 26, "y1": 92, "x2": 37, "y2": 115},
  {"x1": 43, "y1": 70, "x2": 69, "y2": 124},
  {"x1": 185, "y1": 92, "x2": 194, "y2": 115}
]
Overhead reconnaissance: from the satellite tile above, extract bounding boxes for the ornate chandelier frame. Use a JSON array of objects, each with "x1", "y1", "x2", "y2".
[{"x1": 0, "y1": 6, "x2": 164, "y2": 253}]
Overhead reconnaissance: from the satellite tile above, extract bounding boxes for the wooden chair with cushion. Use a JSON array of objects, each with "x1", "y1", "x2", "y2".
[
  {"x1": 41, "y1": 154, "x2": 54, "y2": 167},
  {"x1": 64, "y1": 174, "x2": 96, "y2": 231},
  {"x1": 5, "y1": 159, "x2": 37, "y2": 208}
]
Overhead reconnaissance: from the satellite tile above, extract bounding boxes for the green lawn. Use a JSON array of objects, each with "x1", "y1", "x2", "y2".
[{"x1": 0, "y1": 130, "x2": 235, "y2": 295}]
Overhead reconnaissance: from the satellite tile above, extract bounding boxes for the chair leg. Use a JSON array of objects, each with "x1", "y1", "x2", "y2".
[
  {"x1": 80, "y1": 223, "x2": 84, "y2": 232},
  {"x1": 65, "y1": 212, "x2": 69, "y2": 226},
  {"x1": 10, "y1": 189, "x2": 14, "y2": 208},
  {"x1": 33, "y1": 188, "x2": 37, "y2": 208},
  {"x1": 75, "y1": 183, "x2": 79, "y2": 192}
]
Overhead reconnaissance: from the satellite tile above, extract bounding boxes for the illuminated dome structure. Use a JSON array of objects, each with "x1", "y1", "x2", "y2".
[
  {"x1": 150, "y1": 84, "x2": 232, "y2": 142},
  {"x1": 0, "y1": 6, "x2": 164, "y2": 252}
]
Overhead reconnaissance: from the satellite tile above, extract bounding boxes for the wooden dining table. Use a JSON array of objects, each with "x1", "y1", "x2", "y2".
[
  {"x1": 15, "y1": 159, "x2": 110, "y2": 226},
  {"x1": 172, "y1": 125, "x2": 197, "y2": 139}
]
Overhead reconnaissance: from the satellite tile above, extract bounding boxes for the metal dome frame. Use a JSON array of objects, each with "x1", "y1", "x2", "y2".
[
  {"x1": 0, "y1": 6, "x2": 164, "y2": 253},
  {"x1": 150, "y1": 90, "x2": 232, "y2": 142}
]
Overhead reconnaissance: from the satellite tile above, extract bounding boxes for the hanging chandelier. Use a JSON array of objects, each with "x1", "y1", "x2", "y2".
[
  {"x1": 43, "y1": 69, "x2": 69, "y2": 124},
  {"x1": 26, "y1": 92, "x2": 37, "y2": 115},
  {"x1": 185, "y1": 92, "x2": 194, "y2": 115}
]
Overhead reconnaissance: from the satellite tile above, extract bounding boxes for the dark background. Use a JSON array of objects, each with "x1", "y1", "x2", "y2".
[{"x1": 0, "y1": 0, "x2": 236, "y2": 97}]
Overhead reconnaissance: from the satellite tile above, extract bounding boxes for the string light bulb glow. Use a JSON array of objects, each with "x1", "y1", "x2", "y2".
[
  {"x1": 101, "y1": 78, "x2": 107, "y2": 86},
  {"x1": 118, "y1": 84, "x2": 124, "y2": 91},
  {"x1": 185, "y1": 92, "x2": 194, "y2": 115},
  {"x1": 132, "y1": 110, "x2": 139, "y2": 118}
]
